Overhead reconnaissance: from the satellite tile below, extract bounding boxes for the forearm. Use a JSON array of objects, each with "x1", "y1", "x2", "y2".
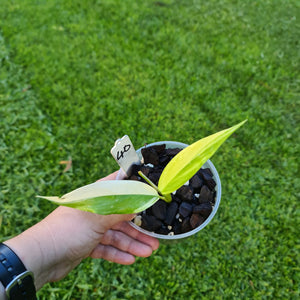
[{"x1": 2, "y1": 225, "x2": 56, "y2": 292}]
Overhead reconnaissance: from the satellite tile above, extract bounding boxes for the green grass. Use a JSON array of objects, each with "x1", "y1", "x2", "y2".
[{"x1": 0, "y1": 0, "x2": 299, "y2": 299}]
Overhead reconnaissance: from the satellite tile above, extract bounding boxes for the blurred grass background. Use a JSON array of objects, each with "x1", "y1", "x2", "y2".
[{"x1": 0, "y1": 0, "x2": 299, "y2": 299}]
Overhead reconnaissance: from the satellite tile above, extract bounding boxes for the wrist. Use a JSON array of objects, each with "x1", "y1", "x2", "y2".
[{"x1": 0, "y1": 242, "x2": 37, "y2": 300}]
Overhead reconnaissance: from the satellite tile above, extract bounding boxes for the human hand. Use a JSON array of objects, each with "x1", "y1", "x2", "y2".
[{"x1": 4, "y1": 172, "x2": 159, "y2": 291}]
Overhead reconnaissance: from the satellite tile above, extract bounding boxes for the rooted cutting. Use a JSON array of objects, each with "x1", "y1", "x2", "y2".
[{"x1": 129, "y1": 144, "x2": 216, "y2": 235}]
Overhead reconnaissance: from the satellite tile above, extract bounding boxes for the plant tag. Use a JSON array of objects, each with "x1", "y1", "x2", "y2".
[{"x1": 110, "y1": 135, "x2": 141, "y2": 176}]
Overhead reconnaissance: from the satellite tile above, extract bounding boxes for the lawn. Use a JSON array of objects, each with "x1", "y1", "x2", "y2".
[{"x1": 0, "y1": 0, "x2": 299, "y2": 299}]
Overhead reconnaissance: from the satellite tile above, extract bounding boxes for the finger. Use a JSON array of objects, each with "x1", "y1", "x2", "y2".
[
  {"x1": 101, "y1": 229, "x2": 155, "y2": 258},
  {"x1": 112, "y1": 221, "x2": 159, "y2": 251},
  {"x1": 90, "y1": 244, "x2": 135, "y2": 265}
]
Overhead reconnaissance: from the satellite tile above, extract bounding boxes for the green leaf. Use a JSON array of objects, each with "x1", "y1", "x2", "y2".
[
  {"x1": 158, "y1": 120, "x2": 247, "y2": 194},
  {"x1": 37, "y1": 180, "x2": 159, "y2": 215}
]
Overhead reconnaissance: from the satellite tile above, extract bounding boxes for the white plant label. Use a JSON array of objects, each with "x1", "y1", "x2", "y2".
[{"x1": 110, "y1": 135, "x2": 140, "y2": 176}]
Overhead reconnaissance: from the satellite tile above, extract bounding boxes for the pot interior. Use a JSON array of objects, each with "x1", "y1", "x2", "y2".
[{"x1": 129, "y1": 141, "x2": 222, "y2": 240}]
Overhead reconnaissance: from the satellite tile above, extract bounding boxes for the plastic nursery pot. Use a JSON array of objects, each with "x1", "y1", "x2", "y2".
[{"x1": 129, "y1": 141, "x2": 222, "y2": 240}]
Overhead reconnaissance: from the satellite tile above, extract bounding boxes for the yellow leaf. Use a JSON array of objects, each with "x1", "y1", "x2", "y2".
[{"x1": 158, "y1": 120, "x2": 247, "y2": 194}]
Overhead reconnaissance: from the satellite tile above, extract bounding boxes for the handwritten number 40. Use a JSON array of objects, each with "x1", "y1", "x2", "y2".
[{"x1": 117, "y1": 144, "x2": 131, "y2": 160}]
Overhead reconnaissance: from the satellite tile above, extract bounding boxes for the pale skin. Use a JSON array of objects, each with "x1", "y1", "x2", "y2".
[{"x1": 0, "y1": 172, "x2": 159, "y2": 299}]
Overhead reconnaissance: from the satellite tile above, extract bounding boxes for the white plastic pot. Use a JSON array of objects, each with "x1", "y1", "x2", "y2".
[{"x1": 129, "y1": 141, "x2": 222, "y2": 240}]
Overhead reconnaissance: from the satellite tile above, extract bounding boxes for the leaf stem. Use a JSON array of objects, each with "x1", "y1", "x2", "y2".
[
  {"x1": 138, "y1": 171, "x2": 159, "y2": 191},
  {"x1": 138, "y1": 171, "x2": 172, "y2": 203}
]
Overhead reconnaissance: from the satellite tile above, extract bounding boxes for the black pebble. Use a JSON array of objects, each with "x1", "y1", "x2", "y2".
[
  {"x1": 141, "y1": 215, "x2": 162, "y2": 231},
  {"x1": 206, "y1": 178, "x2": 216, "y2": 191},
  {"x1": 159, "y1": 155, "x2": 170, "y2": 167},
  {"x1": 148, "y1": 170, "x2": 162, "y2": 185},
  {"x1": 182, "y1": 217, "x2": 192, "y2": 233},
  {"x1": 179, "y1": 202, "x2": 193, "y2": 218},
  {"x1": 128, "y1": 175, "x2": 140, "y2": 181},
  {"x1": 198, "y1": 185, "x2": 213, "y2": 203},
  {"x1": 193, "y1": 202, "x2": 212, "y2": 219},
  {"x1": 150, "y1": 144, "x2": 166, "y2": 154},
  {"x1": 198, "y1": 168, "x2": 213, "y2": 179},
  {"x1": 189, "y1": 174, "x2": 204, "y2": 190},
  {"x1": 157, "y1": 226, "x2": 169, "y2": 235},
  {"x1": 190, "y1": 214, "x2": 205, "y2": 229},
  {"x1": 152, "y1": 200, "x2": 167, "y2": 220},
  {"x1": 176, "y1": 185, "x2": 194, "y2": 202},
  {"x1": 173, "y1": 220, "x2": 182, "y2": 234},
  {"x1": 140, "y1": 165, "x2": 151, "y2": 177},
  {"x1": 198, "y1": 168, "x2": 216, "y2": 190},
  {"x1": 165, "y1": 148, "x2": 182, "y2": 157},
  {"x1": 164, "y1": 202, "x2": 178, "y2": 225},
  {"x1": 141, "y1": 147, "x2": 160, "y2": 165},
  {"x1": 172, "y1": 195, "x2": 182, "y2": 203},
  {"x1": 128, "y1": 164, "x2": 141, "y2": 177}
]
